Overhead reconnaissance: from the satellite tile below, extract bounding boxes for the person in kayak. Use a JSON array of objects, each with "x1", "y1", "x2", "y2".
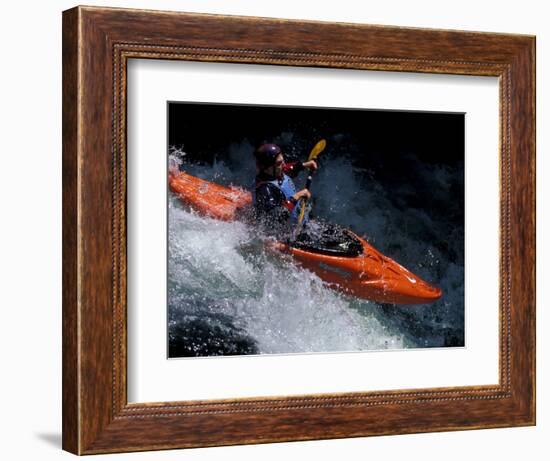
[{"x1": 253, "y1": 143, "x2": 317, "y2": 237}]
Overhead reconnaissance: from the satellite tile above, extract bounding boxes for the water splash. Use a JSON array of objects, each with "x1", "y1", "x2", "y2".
[
  {"x1": 168, "y1": 196, "x2": 405, "y2": 356},
  {"x1": 168, "y1": 137, "x2": 464, "y2": 357}
]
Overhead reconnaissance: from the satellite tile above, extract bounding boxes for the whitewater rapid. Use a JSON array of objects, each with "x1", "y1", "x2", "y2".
[
  {"x1": 168, "y1": 141, "x2": 464, "y2": 357},
  {"x1": 168, "y1": 197, "x2": 407, "y2": 356}
]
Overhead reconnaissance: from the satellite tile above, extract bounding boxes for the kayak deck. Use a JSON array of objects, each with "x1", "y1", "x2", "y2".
[
  {"x1": 169, "y1": 171, "x2": 442, "y2": 305},
  {"x1": 274, "y1": 237, "x2": 441, "y2": 304}
]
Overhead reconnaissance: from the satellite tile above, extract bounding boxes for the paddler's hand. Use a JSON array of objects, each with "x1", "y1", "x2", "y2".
[
  {"x1": 302, "y1": 160, "x2": 318, "y2": 171},
  {"x1": 292, "y1": 189, "x2": 311, "y2": 202}
]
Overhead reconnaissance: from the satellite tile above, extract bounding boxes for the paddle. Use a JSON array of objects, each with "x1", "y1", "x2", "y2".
[{"x1": 295, "y1": 139, "x2": 326, "y2": 235}]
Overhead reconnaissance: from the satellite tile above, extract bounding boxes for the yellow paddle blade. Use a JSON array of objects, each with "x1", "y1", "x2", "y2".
[{"x1": 308, "y1": 139, "x2": 326, "y2": 161}]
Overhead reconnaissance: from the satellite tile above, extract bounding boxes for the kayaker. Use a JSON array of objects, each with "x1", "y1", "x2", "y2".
[{"x1": 253, "y1": 143, "x2": 317, "y2": 236}]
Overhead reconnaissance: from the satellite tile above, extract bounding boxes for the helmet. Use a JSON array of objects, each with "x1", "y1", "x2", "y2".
[{"x1": 255, "y1": 143, "x2": 282, "y2": 167}]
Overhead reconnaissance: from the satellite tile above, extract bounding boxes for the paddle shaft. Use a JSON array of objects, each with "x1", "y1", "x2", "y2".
[
  {"x1": 296, "y1": 139, "x2": 326, "y2": 233},
  {"x1": 305, "y1": 173, "x2": 313, "y2": 190},
  {"x1": 302, "y1": 138, "x2": 325, "y2": 192}
]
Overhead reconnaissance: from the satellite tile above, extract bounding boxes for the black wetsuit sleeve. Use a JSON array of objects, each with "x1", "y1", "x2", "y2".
[
  {"x1": 283, "y1": 161, "x2": 304, "y2": 178},
  {"x1": 255, "y1": 183, "x2": 290, "y2": 224}
]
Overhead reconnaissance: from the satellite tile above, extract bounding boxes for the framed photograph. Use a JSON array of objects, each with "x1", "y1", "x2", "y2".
[{"x1": 62, "y1": 6, "x2": 535, "y2": 454}]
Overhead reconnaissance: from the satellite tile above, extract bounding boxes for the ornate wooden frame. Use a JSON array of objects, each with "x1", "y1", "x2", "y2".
[{"x1": 62, "y1": 6, "x2": 535, "y2": 455}]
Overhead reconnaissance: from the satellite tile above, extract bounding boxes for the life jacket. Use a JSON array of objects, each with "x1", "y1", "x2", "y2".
[{"x1": 252, "y1": 174, "x2": 308, "y2": 226}]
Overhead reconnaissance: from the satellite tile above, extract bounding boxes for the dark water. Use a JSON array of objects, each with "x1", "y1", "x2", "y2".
[{"x1": 167, "y1": 103, "x2": 465, "y2": 357}]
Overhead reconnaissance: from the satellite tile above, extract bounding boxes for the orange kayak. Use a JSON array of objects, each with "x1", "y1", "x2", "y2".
[{"x1": 169, "y1": 171, "x2": 442, "y2": 305}]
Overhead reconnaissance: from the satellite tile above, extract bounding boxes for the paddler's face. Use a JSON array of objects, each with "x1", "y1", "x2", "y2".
[{"x1": 271, "y1": 154, "x2": 284, "y2": 178}]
